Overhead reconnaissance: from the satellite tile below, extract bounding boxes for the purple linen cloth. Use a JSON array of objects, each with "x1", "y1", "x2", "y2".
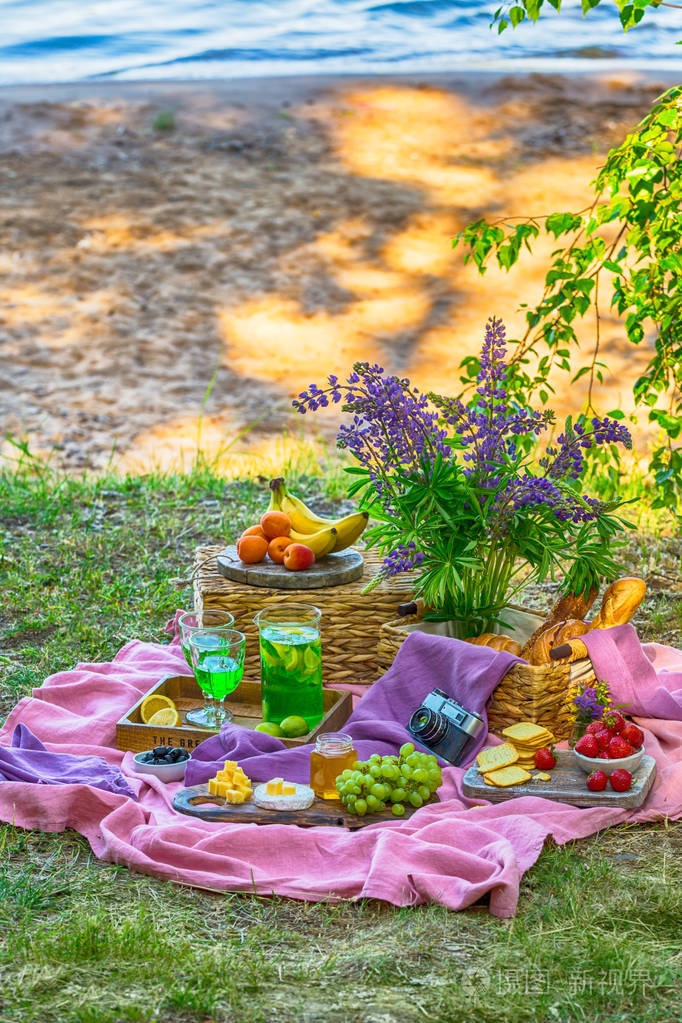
[
  {"x1": 185, "y1": 630, "x2": 520, "y2": 786},
  {"x1": 0, "y1": 723, "x2": 136, "y2": 798}
]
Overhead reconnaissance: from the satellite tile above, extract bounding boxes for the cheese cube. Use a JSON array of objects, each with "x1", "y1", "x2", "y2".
[
  {"x1": 266, "y1": 778, "x2": 284, "y2": 796},
  {"x1": 207, "y1": 761, "x2": 253, "y2": 804},
  {"x1": 225, "y1": 787, "x2": 250, "y2": 804}
]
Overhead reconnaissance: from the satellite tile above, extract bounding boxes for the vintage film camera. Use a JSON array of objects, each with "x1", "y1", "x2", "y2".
[{"x1": 407, "y1": 688, "x2": 485, "y2": 765}]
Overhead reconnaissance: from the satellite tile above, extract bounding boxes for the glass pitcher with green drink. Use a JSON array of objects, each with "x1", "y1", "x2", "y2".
[{"x1": 253, "y1": 604, "x2": 323, "y2": 734}]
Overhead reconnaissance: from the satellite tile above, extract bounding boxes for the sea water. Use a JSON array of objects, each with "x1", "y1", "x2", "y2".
[{"x1": 0, "y1": 0, "x2": 681, "y2": 86}]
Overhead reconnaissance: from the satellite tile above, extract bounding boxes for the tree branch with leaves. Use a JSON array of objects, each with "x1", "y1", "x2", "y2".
[{"x1": 454, "y1": 1, "x2": 682, "y2": 514}]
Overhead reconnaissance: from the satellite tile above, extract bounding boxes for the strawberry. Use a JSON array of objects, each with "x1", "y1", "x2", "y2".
[
  {"x1": 609, "y1": 768, "x2": 632, "y2": 792},
  {"x1": 608, "y1": 735, "x2": 634, "y2": 759},
  {"x1": 621, "y1": 723, "x2": 644, "y2": 749},
  {"x1": 594, "y1": 729, "x2": 613, "y2": 751},
  {"x1": 597, "y1": 752, "x2": 609, "y2": 760},
  {"x1": 586, "y1": 769, "x2": 608, "y2": 791},
  {"x1": 603, "y1": 709, "x2": 626, "y2": 734},
  {"x1": 534, "y1": 746, "x2": 557, "y2": 770},
  {"x1": 585, "y1": 720, "x2": 605, "y2": 736},
  {"x1": 575, "y1": 734, "x2": 599, "y2": 758}
]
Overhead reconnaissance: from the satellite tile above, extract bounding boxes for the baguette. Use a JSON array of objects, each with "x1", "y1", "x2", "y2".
[
  {"x1": 590, "y1": 577, "x2": 646, "y2": 629},
  {"x1": 550, "y1": 586, "x2": 599, "y2": 623}
]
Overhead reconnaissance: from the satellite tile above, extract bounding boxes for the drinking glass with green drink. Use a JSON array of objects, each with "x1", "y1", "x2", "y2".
[
  {"x1": 178, "y1": 610, "x2": 235, "y2": 728},
  {"x1": 253, "y1": 603, "x2": 323, "y2": 735},
  {"x1": 188, "y1": 628, "x2": 246, "y2": 728}
]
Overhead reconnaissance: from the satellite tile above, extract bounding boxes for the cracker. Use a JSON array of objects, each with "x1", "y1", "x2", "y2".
[
  {"x1": 477, "y1": 743, "x2": 519, "y2": 773},
  {"x1": 534, "y1": 772, "x2": 552, "y2": 782},
  {"x1": 484, "y1": 765, "x2": 533, "y2": 788},
  {"x1": 502, "y1": 722, "x2": 552, "y2": 743}
]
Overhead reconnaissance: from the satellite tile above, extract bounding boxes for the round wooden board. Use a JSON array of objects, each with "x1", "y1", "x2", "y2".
[
  {"x1": 216, "y1": 545, "x2": 364, "y2": 589},
  {"x1": 173, "y1": 784, "x2": 435, "y2": 829}
]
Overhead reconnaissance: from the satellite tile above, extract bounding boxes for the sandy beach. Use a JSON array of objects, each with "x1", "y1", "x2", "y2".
[{"x1": 0, "y1": 71, "x2": 674, "y2": 473}]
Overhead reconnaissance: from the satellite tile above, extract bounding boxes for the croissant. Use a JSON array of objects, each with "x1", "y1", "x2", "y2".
[
  {"x1": 549, "y1": 637, "x2": 589, "y2": 662},
  {"x1": 465, "y1": 633, "x2": 522, "y2": 656},
  {"x1": 521, "y1": 585, "x2": 598, "y2": 660},
  {"x1": 591, "y1": 578, "x2": 646, "y2": 629},
  {"x1": 528, "y1": 618, "x2": 590, "y2": 665}
]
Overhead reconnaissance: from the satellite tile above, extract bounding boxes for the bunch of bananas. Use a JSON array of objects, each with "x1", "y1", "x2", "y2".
[{"x1": 268, "y1": 478, "x2": 368, "y2": 557}]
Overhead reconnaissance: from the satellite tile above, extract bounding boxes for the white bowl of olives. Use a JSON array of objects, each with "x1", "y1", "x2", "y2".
[{"x1": 132, "y1": 745, "x2": 191, "y2": 782}]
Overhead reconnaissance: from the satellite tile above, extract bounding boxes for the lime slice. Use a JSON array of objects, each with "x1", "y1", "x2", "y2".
[{"x1": 303, "y1": 647, "x2": 320, "y2": 673}]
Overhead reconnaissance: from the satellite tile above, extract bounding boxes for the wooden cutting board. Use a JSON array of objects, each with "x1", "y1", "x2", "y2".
[
  {"x1": 173, "y1": 784, "x2": 435, "y2": 829},
  {"x1": 216, "y1": 546, "x2": 364, "y2": 589},
  {"x1": 462, "y1": 750, "x2": 657, "y2": 808}
]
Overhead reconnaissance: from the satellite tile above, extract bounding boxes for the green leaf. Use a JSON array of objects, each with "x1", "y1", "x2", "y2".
[{"x1": 509, "y1": 5, "x2": 526, "y2": 26}]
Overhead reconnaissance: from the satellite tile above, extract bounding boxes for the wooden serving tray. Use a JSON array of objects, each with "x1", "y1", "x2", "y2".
[
  {"x1": 174, "y1": 784, "x2": 435, "y2": 830},
  {"x1": 216, "y1": 545, "x2": 364, "y2": 589},
  {"x1": 462, "y1": 750, "x2": 657, "y2": 808},
  {"x1": 116, "y1": 674, "x2": 352, "y2": 754}
]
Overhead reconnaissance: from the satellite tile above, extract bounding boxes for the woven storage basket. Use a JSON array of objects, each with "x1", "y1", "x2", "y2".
[
  {"x1": 194, "y1": 545, "x2": 415, "y2": 685},
  {"x1": 377, "y1": 610, "x2": 596, "y2": 741}
]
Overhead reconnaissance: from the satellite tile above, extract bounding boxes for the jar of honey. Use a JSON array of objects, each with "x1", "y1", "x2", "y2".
[{"x1": 310, "y1": 732, "x2": 357, "y2": 799}]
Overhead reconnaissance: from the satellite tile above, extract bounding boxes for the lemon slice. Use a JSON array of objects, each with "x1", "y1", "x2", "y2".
[
  {"x1": 147, "y1": 706, "x2": 181, "y2": 727},
  {"x1": 140, "y1": 694, "x2": 177, "y2": 723}
]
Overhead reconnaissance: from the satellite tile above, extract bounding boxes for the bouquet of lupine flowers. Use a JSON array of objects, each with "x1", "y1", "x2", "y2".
[{"x1": 293, "y1": 317, "x2": 633, "y2": 635}]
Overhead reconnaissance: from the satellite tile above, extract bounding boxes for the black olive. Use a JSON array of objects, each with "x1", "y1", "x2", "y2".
[{"x1": 153, "y1": 745, "x2": 167, "y2": 757}]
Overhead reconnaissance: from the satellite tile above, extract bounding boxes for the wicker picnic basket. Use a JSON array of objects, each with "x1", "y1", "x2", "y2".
[
  {"x1": 194, "y1": 544, "x2": 416, "y2": 685},
  {"x1": 377, "y1": 607, "x2": 596, "y2": 741}
]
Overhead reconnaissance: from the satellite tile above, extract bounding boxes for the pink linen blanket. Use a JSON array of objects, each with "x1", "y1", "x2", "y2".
[{"x1": 1, "y1": 621, "x2": 681, "y2": 918}]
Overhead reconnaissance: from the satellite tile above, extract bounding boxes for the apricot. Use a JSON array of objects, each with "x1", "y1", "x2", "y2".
[
  {"x1": 260, "y1": 510, "x2": 291, "y2": 540},
  {"x1": 241, "y1": 524, "x2": 267, "y2": 540},
  {"x1": 268, "y1": 535, "x2": 293, "y2": 564},
  {"x1": 283, "y1": 543, "x2": 315, "y2": 571},
  {"x1": 236, "y1": 534, "x2": 268, "y2": 564}
]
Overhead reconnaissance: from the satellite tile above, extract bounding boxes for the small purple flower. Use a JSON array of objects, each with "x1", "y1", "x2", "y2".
[{"x1": 573, "y1": 687, "x2": 604, "y2": 721}]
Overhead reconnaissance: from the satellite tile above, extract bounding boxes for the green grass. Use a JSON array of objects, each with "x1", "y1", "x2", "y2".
[{"x1": 1, "y1": 461, "x2": 681, "y2": 1023}]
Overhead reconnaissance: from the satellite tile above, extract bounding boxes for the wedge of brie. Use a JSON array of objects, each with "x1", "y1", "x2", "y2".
[{"x1": 252, "y1": 781, "x2": 315, "y2": 811}]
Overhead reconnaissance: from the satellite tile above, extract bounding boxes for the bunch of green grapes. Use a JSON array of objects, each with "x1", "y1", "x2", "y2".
[{"x1": 335, "y1": 742, "x2": 442, "y2": 817}]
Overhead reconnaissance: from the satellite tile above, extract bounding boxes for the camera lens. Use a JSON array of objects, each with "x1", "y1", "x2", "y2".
[{"x1": 409, "y1": 707, "x2": 448, "y2": 746}]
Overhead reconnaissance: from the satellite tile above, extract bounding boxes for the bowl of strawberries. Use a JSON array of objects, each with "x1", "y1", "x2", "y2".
[{"x1": 572, "y1": 709, "x2": 645, "y2": 778}]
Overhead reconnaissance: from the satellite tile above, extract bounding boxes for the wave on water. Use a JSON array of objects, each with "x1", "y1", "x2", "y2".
[{"x1": 0, "y1": 0, "x2": 681, "y2": 85}]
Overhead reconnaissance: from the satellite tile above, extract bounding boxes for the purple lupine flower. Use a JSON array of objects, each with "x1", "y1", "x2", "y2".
[
  {"x1": 541, "y1": 417, "x2": 632, "y2": 480},
  {"x1": 294, "y1": 362, "x2": 450, "y2": 481},
  {"x1": 431, "y1": 317, "x2": 556, "y2": 483},
  {"x1": 382, "y1": 542, "x2": 424, "y2": 578}
]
